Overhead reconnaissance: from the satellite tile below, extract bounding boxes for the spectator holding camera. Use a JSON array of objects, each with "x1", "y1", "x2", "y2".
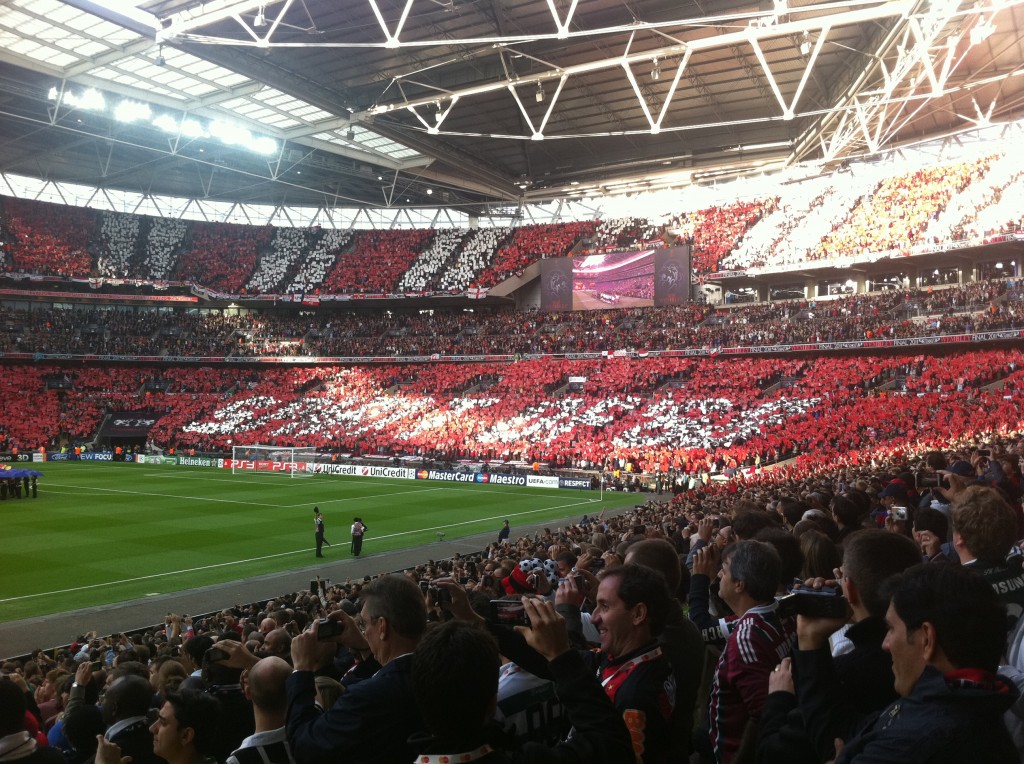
[
  {"x1": 286, "y1": 574, "x2": 426, "y2": 764},
  {"x1": 819, "y1": 565, "x2": 1016, "y2": 763},
  {"x1": 695, "y1": 540, "x2": 793, "y2": 764},
  {"x1": 758, "y1": 529, "x2": 922, "y2": 763},
  {"x1": 410, "y1": 605, "x2": 633, "y2": 764},
  {"x1": 450, "y1": 565, "x2": 676, "y2": 764},
  {"x1": 911, "y1": 508, "x2": 957, "y2": 563},
  {"x1": 194, "y1": 640, "x2": 253, "y2": 764}
]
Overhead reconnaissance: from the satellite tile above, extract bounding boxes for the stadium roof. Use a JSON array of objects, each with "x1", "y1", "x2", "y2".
[{"x1": 0, "y1": 0, "x2": 1021, "y2": 216}]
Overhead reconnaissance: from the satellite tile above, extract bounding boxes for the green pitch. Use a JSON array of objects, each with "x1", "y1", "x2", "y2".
[{"x1": 0, "y1": 461, "x2": 640, "y2": 622}]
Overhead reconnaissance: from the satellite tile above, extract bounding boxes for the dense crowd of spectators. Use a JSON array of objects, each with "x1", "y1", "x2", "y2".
[
  {"x1": 141, "y1": 217, "x2": 189, "y2": 281},
  {"x1": 3, "y1": 152, "x2": 1024, "y2": 295},
  {"x1": 8, "y1": 156, "x2": 1024, "y2": 764},
  {"x1": 177, "y1": 222, "x2": 273, "y2": 294},
  {"x1": 590, "y1": 216, "x2": 661, "y2": 250},
  {"x1": 4, "y1": 343, "x2": 1024, "y2": 482},
  {"x1": 282, "y1": 230, "x2": 353, "y2": 296},
  {"x1": 437, "y1": 227, "x2": 514, "y2": 291},
  {"x1": 320, "y1": 229, "x2": 434, "y2": 294},
  {"x1": 397, "y1": 229, "x2": 466, "y2": 292},
  {"x1": 246, "y1": 228, "x2": 311, "y2": 295},
  {"x1": 97, "y1": 211, "x2": 141, "y2": 278},
  {"x1": 2, "y1": 278, "x2": 1020, "y2": 360},
  {"x1": 810, "y1": 157, "x2": 994, "y2": 261},
  {"x1": 477, "y1": 222, "x2": 598, "y2": 287},
  {"x1": 922, "y1": 153, "x2": 1020, "y2": 243},
  {"x1": 669, "y1": 199, "x2": 776, "y2": 275},
  {"x1": 3, "y1": 197, "x2": 94, "y2": 277},
  {"x1": 5, "y1": 430, "x2": 1024, "y2": 764}
]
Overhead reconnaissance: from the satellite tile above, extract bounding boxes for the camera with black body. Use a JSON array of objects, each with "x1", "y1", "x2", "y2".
[
  {"x1": 488, "y1": 599, "x2": 530, "y2": 627},
  {"x1": 317, "y1": 618, "x2": 343, "y2": 640},
  {"x1": 205, "y1": 647, "x2": 230, "y2": 664},
  {"x1": 916, "y1": 465, "x2": 949, "y2": 490},
  {"x1": 776, "y1": 585, "x2": 849, "y2": 620},
  {"x1": 429, "y1": 586, "x2": 452, "y2": 606}
]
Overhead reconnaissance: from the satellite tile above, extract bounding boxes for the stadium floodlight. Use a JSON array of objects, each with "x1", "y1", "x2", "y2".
[
  {"x1": 114, "y1": 100, "x2": 152, "y2": 124},
  {"x1": 57, "y1": 88, "x2": 106, "y2": 112},
  {"x1": 180, "y1": 118, "x2": 206, "y2": 138},
  {"x1": 210, "y1": 119, "x2": 251, "y2": 146},
  {"x1": 153, "y1": 114, "x2": 179, "y2": 134},
  {"x1": 251, "y1": 136, "x2": 278, "y2": 154},
  {"x1": 78, "y1": 89, "x2": 107, "y2": 111}
]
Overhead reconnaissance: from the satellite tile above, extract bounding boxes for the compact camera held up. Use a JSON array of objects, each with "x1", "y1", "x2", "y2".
[{"x1": 776, "y1": 583, "x2": 849, "y2": 620}]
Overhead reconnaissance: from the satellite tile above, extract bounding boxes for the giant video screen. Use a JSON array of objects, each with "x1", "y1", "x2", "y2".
[{"x1": 540, "y1": 245, "x2": 690, "y2": 311}]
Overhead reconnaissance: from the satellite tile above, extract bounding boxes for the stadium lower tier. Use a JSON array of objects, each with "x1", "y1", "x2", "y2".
[{"x1": 2, "y1": 348, "x2": 1022, "y2": 473}]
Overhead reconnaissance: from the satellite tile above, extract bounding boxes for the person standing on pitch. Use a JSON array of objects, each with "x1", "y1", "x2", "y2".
[
  {"x1": 498, "y1": 519, "x2": 511, "y2": 543},
  {"x1": 314, "y1": 508, "x2": 330, "y2": 558},
  {"x1": 350, "y1": 517, "x2": 366, "y2": 556}
]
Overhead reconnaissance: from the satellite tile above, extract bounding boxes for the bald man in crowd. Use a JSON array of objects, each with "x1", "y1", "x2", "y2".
[
  {"x1": 261, "y1": 629, "x2": 292, "y2": 661},
  {"x1": 227, "y1": 657, "x2": 296, "y2": 764}
]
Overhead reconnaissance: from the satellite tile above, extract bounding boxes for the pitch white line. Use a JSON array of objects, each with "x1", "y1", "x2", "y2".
[
  {"x1": 42, "y1": 485, "x2": 282, "y2": 507},
  {"x1": 0, "y1": 497, "x2": 600, "y2": 603},
  {"x1": 44, "y1": 483, "x2": 451, "y2": 510}
]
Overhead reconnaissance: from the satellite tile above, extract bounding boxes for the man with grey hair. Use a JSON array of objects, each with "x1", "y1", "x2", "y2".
[
  {"x1": 286, "y1": 574, "x2": 426, "y2": 764},
  {"x1": 697, "y1": 539, "x2": 794, "y2": 764}
]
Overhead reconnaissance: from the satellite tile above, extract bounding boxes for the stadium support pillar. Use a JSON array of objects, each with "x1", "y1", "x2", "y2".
[{"x1": 757, "y1": 284, "x2": 770, "y2": 302}]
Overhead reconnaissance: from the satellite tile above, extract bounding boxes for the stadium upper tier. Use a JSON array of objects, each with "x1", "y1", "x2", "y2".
[
  {"x1": 2, "y1": 151, "x2": 1023, "y2": 294},
  {"x1": 2, "y1": 349, "x2": 1022, "y2": 473},
  {"x1": 0, "y1": 279, "x2": 1018, "y2": 359}
]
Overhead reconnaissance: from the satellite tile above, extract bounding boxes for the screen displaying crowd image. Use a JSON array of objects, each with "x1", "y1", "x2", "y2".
[{"x1": 540, "y1": 246, "x2": 691, "y2": 312}]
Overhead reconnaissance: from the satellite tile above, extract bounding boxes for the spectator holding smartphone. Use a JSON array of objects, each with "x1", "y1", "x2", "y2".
[{"x1": 410, "y1": 603, "x2": 632, "y2": 764}]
